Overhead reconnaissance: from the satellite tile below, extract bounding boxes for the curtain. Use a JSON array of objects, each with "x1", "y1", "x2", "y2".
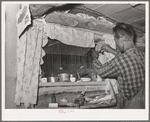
[
  {"x1": 15, "y1": 18, "x2": 94, "y2": 108},
  {"x1": 45, "y1": 23, "x2": 95, "y2": 48},
  {"x1": 15, "y1": 19, "x2": 48, "y2": 108}
]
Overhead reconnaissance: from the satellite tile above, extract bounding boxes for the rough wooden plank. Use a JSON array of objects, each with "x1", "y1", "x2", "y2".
[
  {"x1": 39, "y1": 81, "x2": 107, "y2": 87},
  {"x1": 29, "y1": 4, "x2": 64, "y2": 18},
  {"x1": 80, "y1": 98, "x2": 117, "y2": 109},
  {"x1": 38, "y1": 85, "x2": 106, "y2": 96}
]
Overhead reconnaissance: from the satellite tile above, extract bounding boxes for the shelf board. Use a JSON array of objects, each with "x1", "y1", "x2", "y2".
[{"x1": 39, "y1": 81, "x2": 107, "y2": 87}]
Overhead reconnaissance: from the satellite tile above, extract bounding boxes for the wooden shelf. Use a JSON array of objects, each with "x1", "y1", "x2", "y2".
[{"x1": 39, "y1": 81, "x2": 107, "y2": 87}]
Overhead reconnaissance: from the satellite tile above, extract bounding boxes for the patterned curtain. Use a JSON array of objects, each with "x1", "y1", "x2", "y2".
[
  {"x1": 45, "y1": 23, "x2": 95, "y2": 48},
  {"x1": 15, "y1": 19, "x2": 48, "y2": 108}
]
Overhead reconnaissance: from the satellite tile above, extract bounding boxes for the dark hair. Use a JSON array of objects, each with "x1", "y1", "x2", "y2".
[{"x1": 113, "y1": 23, "x2": 135, "y2": 41}]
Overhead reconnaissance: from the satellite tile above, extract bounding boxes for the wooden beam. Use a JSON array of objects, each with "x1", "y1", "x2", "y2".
[{"x1": 39, "y1": 81, "x2": 107, "y2": 87}]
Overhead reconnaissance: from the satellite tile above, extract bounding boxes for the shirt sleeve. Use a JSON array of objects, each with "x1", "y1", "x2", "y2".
[{"x1": 94, "y1": 58, "x2": 119, "y2": 79}]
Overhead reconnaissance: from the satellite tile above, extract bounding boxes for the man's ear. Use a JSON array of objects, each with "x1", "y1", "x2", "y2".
[{"x1": 119, "y1": 37, "x2": 124, "y2": 48}]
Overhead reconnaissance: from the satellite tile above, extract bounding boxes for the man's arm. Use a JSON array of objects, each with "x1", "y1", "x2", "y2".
[
  {"x1": 93, "y1": 58, "x2": 119, "y2": 79},
  {"x1": 101, "y1": 44, "x2": 120, "y2": 56}
]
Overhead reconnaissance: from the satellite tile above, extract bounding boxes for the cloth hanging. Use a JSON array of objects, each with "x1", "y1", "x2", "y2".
[
  {"x1": 45, "y1": 23, "x2": 95, "y2": 47},
  {"x1": 15, "y1": 19, "x2": 48, "y2": 108}
]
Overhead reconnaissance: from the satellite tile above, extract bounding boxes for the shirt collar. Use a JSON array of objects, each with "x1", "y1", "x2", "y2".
[{"x1": 125, "y1": 47, "x2": 137, "y2": 53}]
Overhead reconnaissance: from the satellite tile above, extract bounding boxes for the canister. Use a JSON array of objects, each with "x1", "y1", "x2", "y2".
[{"x1": 58, "y1": 73, "x2": 70, "y2": 82}]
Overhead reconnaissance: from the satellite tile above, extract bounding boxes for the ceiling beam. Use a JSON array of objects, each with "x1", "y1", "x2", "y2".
[
  {"x1": 92, "y1": 4, "x2": 105, "y2": 10},
  {"x1": 81, "y1": 5, "x2": 117, "y2": 24},
  {"x1": 130, "y1": 18, "x2": 145, "y2": 24}
]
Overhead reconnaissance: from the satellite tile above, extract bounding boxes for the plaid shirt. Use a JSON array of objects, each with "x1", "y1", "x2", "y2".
[{"x1": 94, "y1": 48, "x2": 145, "y2": 100}]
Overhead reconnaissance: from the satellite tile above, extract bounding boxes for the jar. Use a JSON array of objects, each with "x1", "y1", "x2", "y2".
[{"x1": 70, "y1": 74, "x2": 76, "y2": 82}]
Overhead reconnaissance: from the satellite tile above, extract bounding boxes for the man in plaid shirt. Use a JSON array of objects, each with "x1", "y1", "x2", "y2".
[{"x1": 91, "y1": 23, "x2": 145, "y2": 108}]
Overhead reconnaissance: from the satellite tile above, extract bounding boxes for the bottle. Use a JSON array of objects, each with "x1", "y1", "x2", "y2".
[
  {"x1": 51, "y1": 94, "x2": 56, "y2": 103},
  {"x1": 79, "y1": 91, "x2": 86, "y2": 106}
]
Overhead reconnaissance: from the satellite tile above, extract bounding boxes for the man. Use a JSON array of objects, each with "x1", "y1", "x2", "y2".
[{"x1": 85, "y1": 23, "x2": 145, "y2": 108}]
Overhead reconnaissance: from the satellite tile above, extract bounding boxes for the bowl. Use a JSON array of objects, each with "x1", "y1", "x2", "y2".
[{"x1": 80, "y1": 78, "x2": 91, "y2": 82}]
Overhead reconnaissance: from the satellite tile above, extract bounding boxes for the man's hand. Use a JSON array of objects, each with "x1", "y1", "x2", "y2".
[
  {"x1": 95, "y1": 41, "x2": 105, "y2": 52},
  {"x1": 101, "y1": 44, "x2": 118, "y2": 55},
  {"x1": 79, "y1": 68, "x2": 96, "y2": 75},
  {"x1": 101, "y1": 44, "x2": 113, "y2": 53}
]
